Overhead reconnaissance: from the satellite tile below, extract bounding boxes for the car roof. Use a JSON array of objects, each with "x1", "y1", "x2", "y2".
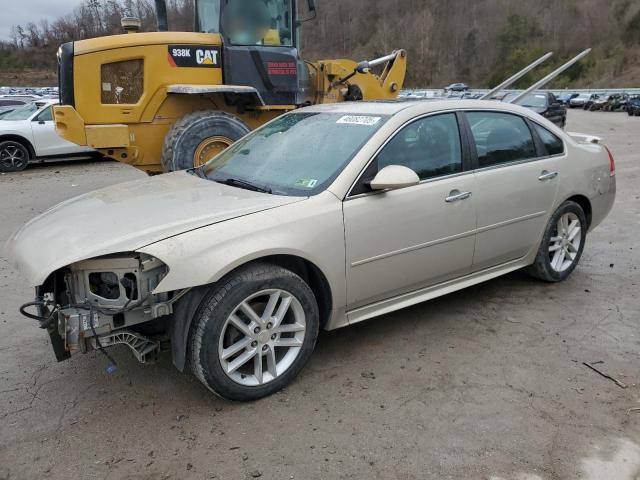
[
  {"x1": 299, "y1": 99, "x2": 537, "y2": 117},
  {"x1": 33, "y1": 99, "x2": 59, "y2": 106}
]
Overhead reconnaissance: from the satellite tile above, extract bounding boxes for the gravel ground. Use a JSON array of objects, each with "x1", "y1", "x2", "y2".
[{"x1": 0, "y1": 110, "x2": 638, "y2": 480}]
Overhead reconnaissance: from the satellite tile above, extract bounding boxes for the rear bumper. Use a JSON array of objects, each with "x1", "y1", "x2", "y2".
[{"x1": 590, "y1": 175, "x2": 616, "y2": 232}]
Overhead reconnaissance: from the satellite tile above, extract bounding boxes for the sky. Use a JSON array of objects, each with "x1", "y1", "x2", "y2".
[{"x1": 1, "y1": 0, "x2": 84, "y2": 41}]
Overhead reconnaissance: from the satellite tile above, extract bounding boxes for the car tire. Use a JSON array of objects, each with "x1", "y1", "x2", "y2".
[
  {"x1": 527, "y1": 201, "x2": 587, "y2": 283},
  {"x1": 189, "y1": 262, "x2": 320, "y2": 401},
  {"x1": 160, "y1": 110, "x2": 250, "y2": 173},
  {"x1": 0, "y1": 140, "x2": 30, "y2": 172}
]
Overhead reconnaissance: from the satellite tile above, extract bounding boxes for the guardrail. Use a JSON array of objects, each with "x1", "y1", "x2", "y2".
[{"x1": 402, "y1": 88, "x2": 640, "y2": 97}]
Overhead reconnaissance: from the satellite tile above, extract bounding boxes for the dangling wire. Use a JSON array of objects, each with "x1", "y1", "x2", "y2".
[
  {"x1": 88, "y1": 303, "x2": 118, "y2": 374},
  {"x1": 19, "y1": 299, "x2": 58, "y2": 329}
]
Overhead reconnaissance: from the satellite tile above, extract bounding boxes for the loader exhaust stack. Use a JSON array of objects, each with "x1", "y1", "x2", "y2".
[{"x1": 154, "y1": 0, "x2": 169, "y2": 32}]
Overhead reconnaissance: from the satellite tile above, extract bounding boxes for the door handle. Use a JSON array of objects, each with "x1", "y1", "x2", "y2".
[
  {"x1": 445, "y1": 191, "x2": 472, "y2": 203},
  {"x1": 538, "y1": 171, "x2": 558, "y2": 181}
]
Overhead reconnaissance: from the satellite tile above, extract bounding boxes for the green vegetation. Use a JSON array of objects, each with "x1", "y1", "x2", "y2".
[{"x1": 625, "y1": 10, "x2": 640, "y2": 45}]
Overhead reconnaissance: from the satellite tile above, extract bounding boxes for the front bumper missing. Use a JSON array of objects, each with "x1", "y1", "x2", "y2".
[
  {"x1": 34, "y1": 287, "x2": 70, "y2": 362},
  {"x1": 57, "y1": 306, "x2": 160, "y2": 363},
  {"x1": 91, "y1": 330, "x2": 160, "y2": 363}
]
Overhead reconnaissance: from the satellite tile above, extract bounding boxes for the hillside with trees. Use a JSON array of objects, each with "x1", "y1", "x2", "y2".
[{"x1": 1, "y1": 0, "x2": 639, "y2": 88}]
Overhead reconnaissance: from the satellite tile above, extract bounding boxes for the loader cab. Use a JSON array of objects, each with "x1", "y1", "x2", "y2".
[{"x1": 195, "y1": 0, "x2": 311, "y2": 105}]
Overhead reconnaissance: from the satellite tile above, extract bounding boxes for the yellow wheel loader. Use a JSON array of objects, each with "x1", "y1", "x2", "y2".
[{"x1": 53, "y1": 0, "x2": 406, "y2": 174}]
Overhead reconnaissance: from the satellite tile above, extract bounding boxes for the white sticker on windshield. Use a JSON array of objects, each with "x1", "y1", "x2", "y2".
[
  {"x1": 295, "y1": 178, "x2": 319, "y2": 189},
  {"x1": 336, "y1": 115, "x2": 382, "y2": 126}
]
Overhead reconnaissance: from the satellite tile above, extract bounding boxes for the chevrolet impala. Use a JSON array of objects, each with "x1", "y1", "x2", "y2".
[{"x1": 7, "y1": 100, "x2": 616, "y2": 400}]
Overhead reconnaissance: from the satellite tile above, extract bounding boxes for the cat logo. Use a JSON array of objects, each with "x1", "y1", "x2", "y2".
[
  {"x1": 168, "y1": 45, "x2": 221, "y2": 68},
  {"x1": 196, "y1": 49, "x2": 219, "y2": 66}
]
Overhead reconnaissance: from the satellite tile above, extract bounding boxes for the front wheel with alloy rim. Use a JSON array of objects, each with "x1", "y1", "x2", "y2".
[
  {"x1": 189, "y1": 263, "x2": 319, "y2": 401},
  {"x1": 527, "y1": 200, "x2": 587, "y2": 282},
  {"x1": 0, "y1": 140, "x2": 30, "y2": 172}
]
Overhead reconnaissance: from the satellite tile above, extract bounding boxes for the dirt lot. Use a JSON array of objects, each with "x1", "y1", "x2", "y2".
[{"x1": 0, "y1": 110, "x2": 638, "y2": 480}]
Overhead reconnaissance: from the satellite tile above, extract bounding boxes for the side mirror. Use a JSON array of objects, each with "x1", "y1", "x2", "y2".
[{"x1": 370, "y1": 165, "x2": 420, "y2": 191}]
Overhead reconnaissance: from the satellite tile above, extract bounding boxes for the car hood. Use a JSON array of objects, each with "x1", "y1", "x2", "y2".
[
  {"x1": 6, "y1": 171, "x2": 304, "y2": 286},
  {"x1": 0, "y1": 120, "x2": 26, "y2": 128}
]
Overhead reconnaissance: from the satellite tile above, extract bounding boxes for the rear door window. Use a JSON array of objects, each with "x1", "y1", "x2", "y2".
[
  {"x1": 532, "y1": 123, "x2": 564, "y2": 156},
  {"x1": 466, "y1": 111, "x2": 536, "y2": 168}
]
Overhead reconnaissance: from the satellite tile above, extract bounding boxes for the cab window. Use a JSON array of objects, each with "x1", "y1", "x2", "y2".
[
  {"x1": 351, "y1": 113, "x2": 463, "y2": 195},
  {"x1": 466, "y1": 111, "x2": 536, "y2": 168},
  {"x1": 221, "y1": 0, "x2": 293, "y2": 46}
]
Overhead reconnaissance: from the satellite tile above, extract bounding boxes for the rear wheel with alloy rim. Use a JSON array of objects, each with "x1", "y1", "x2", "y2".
[
  {"x1": 190, "y1": 263, "x2": 319, "y2": 401},
  {"x1": 0, "y1": 140, "x2": 30, "y2": 172},
  {"x1": 527, "y1": 201, "x2": 587, "y2": 282}
]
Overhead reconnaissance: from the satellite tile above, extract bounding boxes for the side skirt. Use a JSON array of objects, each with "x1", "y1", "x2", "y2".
[{"x1": 346, "y1": 258, "x2": 529, "y2": 326}]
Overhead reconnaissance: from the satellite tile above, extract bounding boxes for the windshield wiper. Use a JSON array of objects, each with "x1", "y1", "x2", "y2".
[{"x1": 217, "y1": 178, "x2": 273, "y2": 194}]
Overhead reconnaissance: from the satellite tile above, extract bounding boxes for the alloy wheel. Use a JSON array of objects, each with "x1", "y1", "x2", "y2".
[
  {"x1": 548, "y1": 212, "x2": 582, "y2": 273},
  {"x1": 218, "y1": 289, "x2": 307, "y2": 387},
  {"x1": 0, "y1": 143, "x2": 27, "y2": 170}
]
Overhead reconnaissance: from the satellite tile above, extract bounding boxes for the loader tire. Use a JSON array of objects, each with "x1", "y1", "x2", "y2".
[{"x1": 161, "y1": 111, "x2": 250, "y2": 172}]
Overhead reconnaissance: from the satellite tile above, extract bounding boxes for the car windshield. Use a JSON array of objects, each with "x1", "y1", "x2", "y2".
[
  {"x1": 201, "y1": 112, "x2": 388, "y2": 196},
  {"x1": 504, "y1": 92, "x2": 547, "y2": 108},
  {"x1": 1, "y1": 101, "x2": 41, "y2": 121}
]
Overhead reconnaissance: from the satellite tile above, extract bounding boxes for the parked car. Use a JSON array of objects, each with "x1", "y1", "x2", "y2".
[
  {"x1": 588, "y1": 94, "x2": 612, "y2": 111},
  {"x1": 557, "y1": 93, "x2": 579, "y2": 105},
  {"x1": 502, "y1": 91, "x2": 567, "y2": 128},
  {"x1": 445, "y1": 83, "x2": 469, "y2": 92},
  {"x1": 8, "y1": 100, "x2": 616, "y2": 401},
  {"x1": 490, "y1": 91, "x2": 511, "y2": 101},
  {"x1": 402, "y1": 90, "x2": 438, "y2": 99},
  {"x1": 0, "y1": 95, "x2": 37, "y2": 108},
  {"x1": 627, "y1": 96, "x2": 640, "y2": 116},
  {"x1": 603, "y1": 93, "x2": 629, "y2": 112},
  {"x1": 0, "y1": 99, "x2": 98, "y2": 172},
  {"x1": 582, "y1": 93, "x2": 603, "y2": 110},
  {"x1": 569, "y1": 93, "x2": 590, "y2": 108}
]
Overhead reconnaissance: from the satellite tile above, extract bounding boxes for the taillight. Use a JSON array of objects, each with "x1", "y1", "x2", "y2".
[{"x1": 604, "y1": 146, "x2": 615, "y2": 177}]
